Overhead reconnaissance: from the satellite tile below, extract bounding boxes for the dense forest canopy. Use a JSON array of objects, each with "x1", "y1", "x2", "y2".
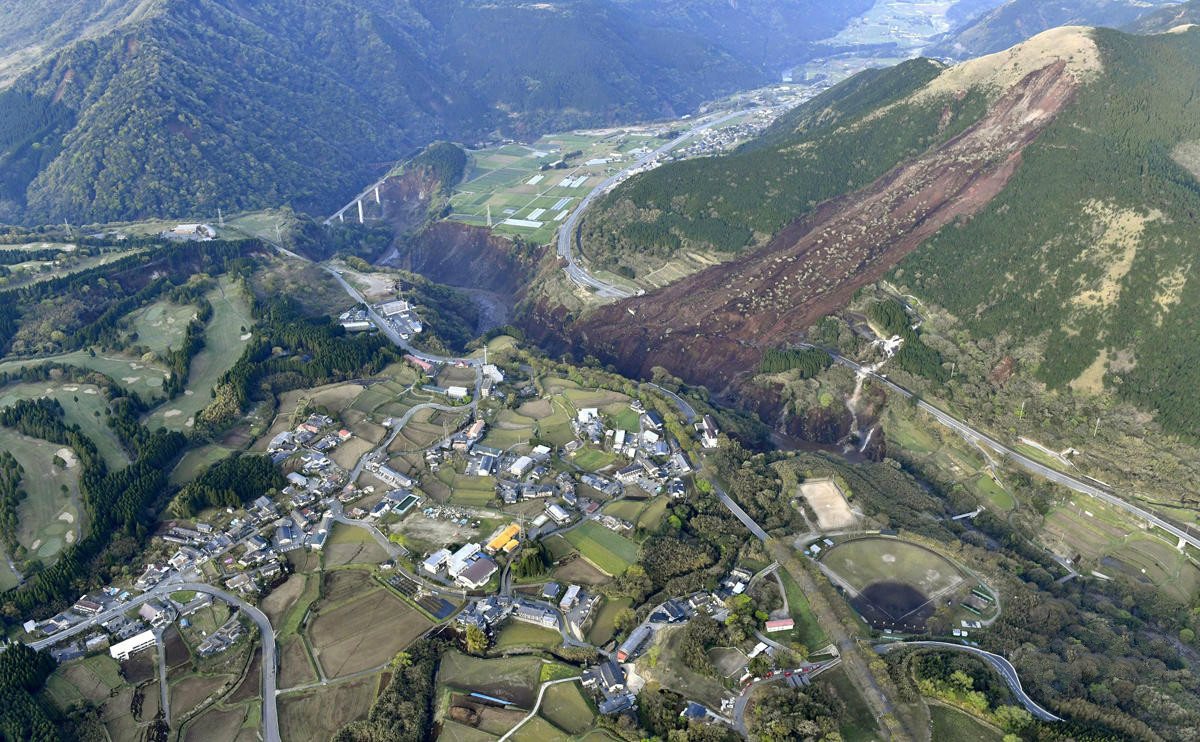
[{"x1": 0, "y1": 0, "x2": 875, "y2": 225}]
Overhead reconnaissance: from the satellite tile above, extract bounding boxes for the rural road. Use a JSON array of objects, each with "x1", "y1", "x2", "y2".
[
  {"x1": 30, "y1": 578, "x2": 283, "y2": 742},
  {"x1": 171, "y1": 582, "x2": 282, "y2": 742},
  {"x1": 323, "y1": 267, "x2": 483, "y2": 369},
  {"x1": 154, "y1": 629, "x2": 170, "y2": 725},
  {"x1": 732, "y1": 660, "x2": 840, "y2": 734},
  {"x1": 714, "y1": 482, "x2": 769, "y2": 542},
  {"x1": 556, "y1": 110, "x2": 750, "y2": 299},
  {"x1": 496, "y1": 676, "x2": 581, "y2": 742},
  {"x1": 805, "y1": 344, "x2": 1200, "y2": 553},
  {"x1": 641, "y1": 381, "x2": 697, "y2": 423},
  {"x1": 873, "y1": 641, "x2": 1061, "y2": 722}
]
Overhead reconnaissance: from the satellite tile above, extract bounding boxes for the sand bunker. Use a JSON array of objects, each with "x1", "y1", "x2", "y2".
[
  {"x1": 163, "y1": 410, "x2": 182, "y2": 418},
  {"x1": 55, "y1": 448, "x2": 79, "y2": 468},
  {"x1": 57, "y1": 511, "x2": 75, "y2": 524}
]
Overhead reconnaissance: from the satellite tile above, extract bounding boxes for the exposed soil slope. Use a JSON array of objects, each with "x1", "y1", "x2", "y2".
[{"x1": 570, "y1": 60, "x2": 1079, "y2": 394}]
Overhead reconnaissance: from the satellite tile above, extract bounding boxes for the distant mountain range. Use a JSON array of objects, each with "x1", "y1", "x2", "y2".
[
  {"x1": 1124, "y1": 0, "x2": 1200, "y2": 32},
  {"x1": 558, "y1": 25, "x2": 1200, "y2": 443},
  {"x1": 0, "y1": 0, "x2": 872, "y2": 225},
  {"x1": 929, "y1": 0, "x2": 1179, "y2": 58}
]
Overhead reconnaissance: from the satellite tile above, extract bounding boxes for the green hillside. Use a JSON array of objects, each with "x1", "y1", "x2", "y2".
[
  {"x1": 573, "y1": 26, "x2": 1200, "y2": 443},
  {"x1": 0, "y1": 0, "x2": 872, "y2": 226},
  {"x1": 894, "y1": 27, "x2": 1200, "y2": 439},
  {"x1": 576, "y1": 57, "x2": 974, "y2": 264}
]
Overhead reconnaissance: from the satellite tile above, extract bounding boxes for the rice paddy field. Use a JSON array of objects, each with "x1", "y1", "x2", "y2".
[
  {"x1": 448, "y1": 131, "x2": 649, "y2": 245},
  {"x1": 563, "y1": 521, "x2": 639, "y2": 576},
  {"x1": 278, "y1": 674, "x2": 379, "y2": 742},
  {"x1": 437, "y1": 652, "x2": 543, "y2": 709}
]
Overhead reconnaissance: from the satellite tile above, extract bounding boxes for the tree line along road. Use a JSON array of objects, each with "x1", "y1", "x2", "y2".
[{"x1": 799, "y1": 343, "x2": 1200, "y2": 553}]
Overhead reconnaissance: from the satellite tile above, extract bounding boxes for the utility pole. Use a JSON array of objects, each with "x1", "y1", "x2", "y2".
[
  {"x1": 950, "y1": 361, "x2": 956, "y2": 381},
  {"x1": 218, "y1": 207, "x2": 224, "y2": 229},
  {"x1": 1093, "y1": 417, "x2": 1101, "y2": 438},
  {"x1": 487, "y1": 205, "x2": 492, "y2": 228}
]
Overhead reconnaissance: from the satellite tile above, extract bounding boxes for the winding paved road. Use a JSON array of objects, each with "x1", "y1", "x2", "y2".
[
  {"x1": 805, "y1": 344, "x2": 1200, "y2": 552},
  {"x1": 30, "y1": 579, "x2": 281, "y2": 742},
  {"x1": 556, "y1": 110, "x2": 750, "y2": 299},
  {"x1": 732, "y1": 660, "x2": 840, "y2": 734},
  {"x1": 172, "y1": 582, "x2": 282, "y2": 741},
  {"x1": 873, "y1": 641, "x2": 1061, "y2": 722},
  {"x1": 641, "y1": 382, "x2": 697, "y2": 423}
]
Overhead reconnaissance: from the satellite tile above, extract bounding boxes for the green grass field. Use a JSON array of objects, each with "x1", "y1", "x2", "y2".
[
  {"x1": 0, "y1": 427, "x2": 81, "y2": 569},
  {"x1": 129, "y1": 297, "x2": 200, "y2": 353},
  {"x1": 777, "y1": 570, "x2": 829, "y2": 650},
  {"x1": 820, "y1": 537, "x2": 967, "y2": 597},
  {"x1": 572, "y1": 448, "x2": 616, "y2": 471},
  {"x1": 170, "y1": 444, "x2": 233, "y2": 487},
  {"x1": 539, "y1": 681, "x2": 594, "y2": 735},
  {"x1": 971, "y1": 474, "x2": 1015, "y2": 510},
  {"x1": 608, "y1": 407, "x2": 640, "y2": 433},
  {"x1": 144, "y1": 276, "x2": 252, "y2": 431},
  {"x1": 599, "y1": 498, "x2": 668, "y2": 536},
  {"x1": 563, "y1": 521, "x2": 639, "y2": 576},
  {"x1": 493, "y1": 621, "x2": 563, "y2": 651},
  {"x1": 928, "y1": 704, "x2": 1004, "y2": 742},
  {"x1": 0, "y1": 382, "x2": 128, "y2": 467},
  {"x1": 822, "y1": 666, "x2": 882, "y2": 742},
  {"x1": 507, "y1": 716, "x2": 571, "y2": 742},
  {"x1": 599, "y1": 500, "x2": 643, "y2": 521},
  {"x1": 0, "y1": 351, "x2": 169, "y2": 397},
  {"x1": 584, "y1": 596, "x2": 632, "y2": 646}
]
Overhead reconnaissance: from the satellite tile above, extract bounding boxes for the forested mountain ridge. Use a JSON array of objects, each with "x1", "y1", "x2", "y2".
[
  {"x1": 0, "y1": 0, "x2": 871, "y2": 226},
  {"x1": 552, "y1": 26, "x2": 1200, "y2": 444},
  {"x1": 0, "y1": 0, "x2": 155, "y2": 87}
]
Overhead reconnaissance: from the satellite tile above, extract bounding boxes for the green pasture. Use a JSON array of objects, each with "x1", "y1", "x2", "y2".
[{"x1": 563, "y1": 521, "x2": 638, "y2": 576}]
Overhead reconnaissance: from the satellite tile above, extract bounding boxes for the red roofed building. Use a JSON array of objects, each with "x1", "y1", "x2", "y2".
[{"x1": 765, "y1": 618, "x2": 794, "y2": 633}]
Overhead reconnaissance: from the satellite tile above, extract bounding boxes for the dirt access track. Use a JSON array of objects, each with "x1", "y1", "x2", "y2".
[{"x1": 572, "y1": 60, "x2": 1078, "y2": 395}]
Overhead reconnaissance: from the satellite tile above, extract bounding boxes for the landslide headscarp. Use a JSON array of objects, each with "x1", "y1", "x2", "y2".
[{"x1": 572, "y1": 56, "x2": 1081, "y2": 393}]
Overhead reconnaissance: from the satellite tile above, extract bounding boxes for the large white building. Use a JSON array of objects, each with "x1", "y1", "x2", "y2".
[
  {"x1": 509, "y1": 456, "x2": 534, "y2": 477},
  {"x1": 448, "y1": 543, "x2": 481, "y2": 578},
  {"x1": 109, "y1": 630, "x2": 156, "y2": 661},
  {"x1": 423, "y1": 548, "x2": 451, "y2": 574}
]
